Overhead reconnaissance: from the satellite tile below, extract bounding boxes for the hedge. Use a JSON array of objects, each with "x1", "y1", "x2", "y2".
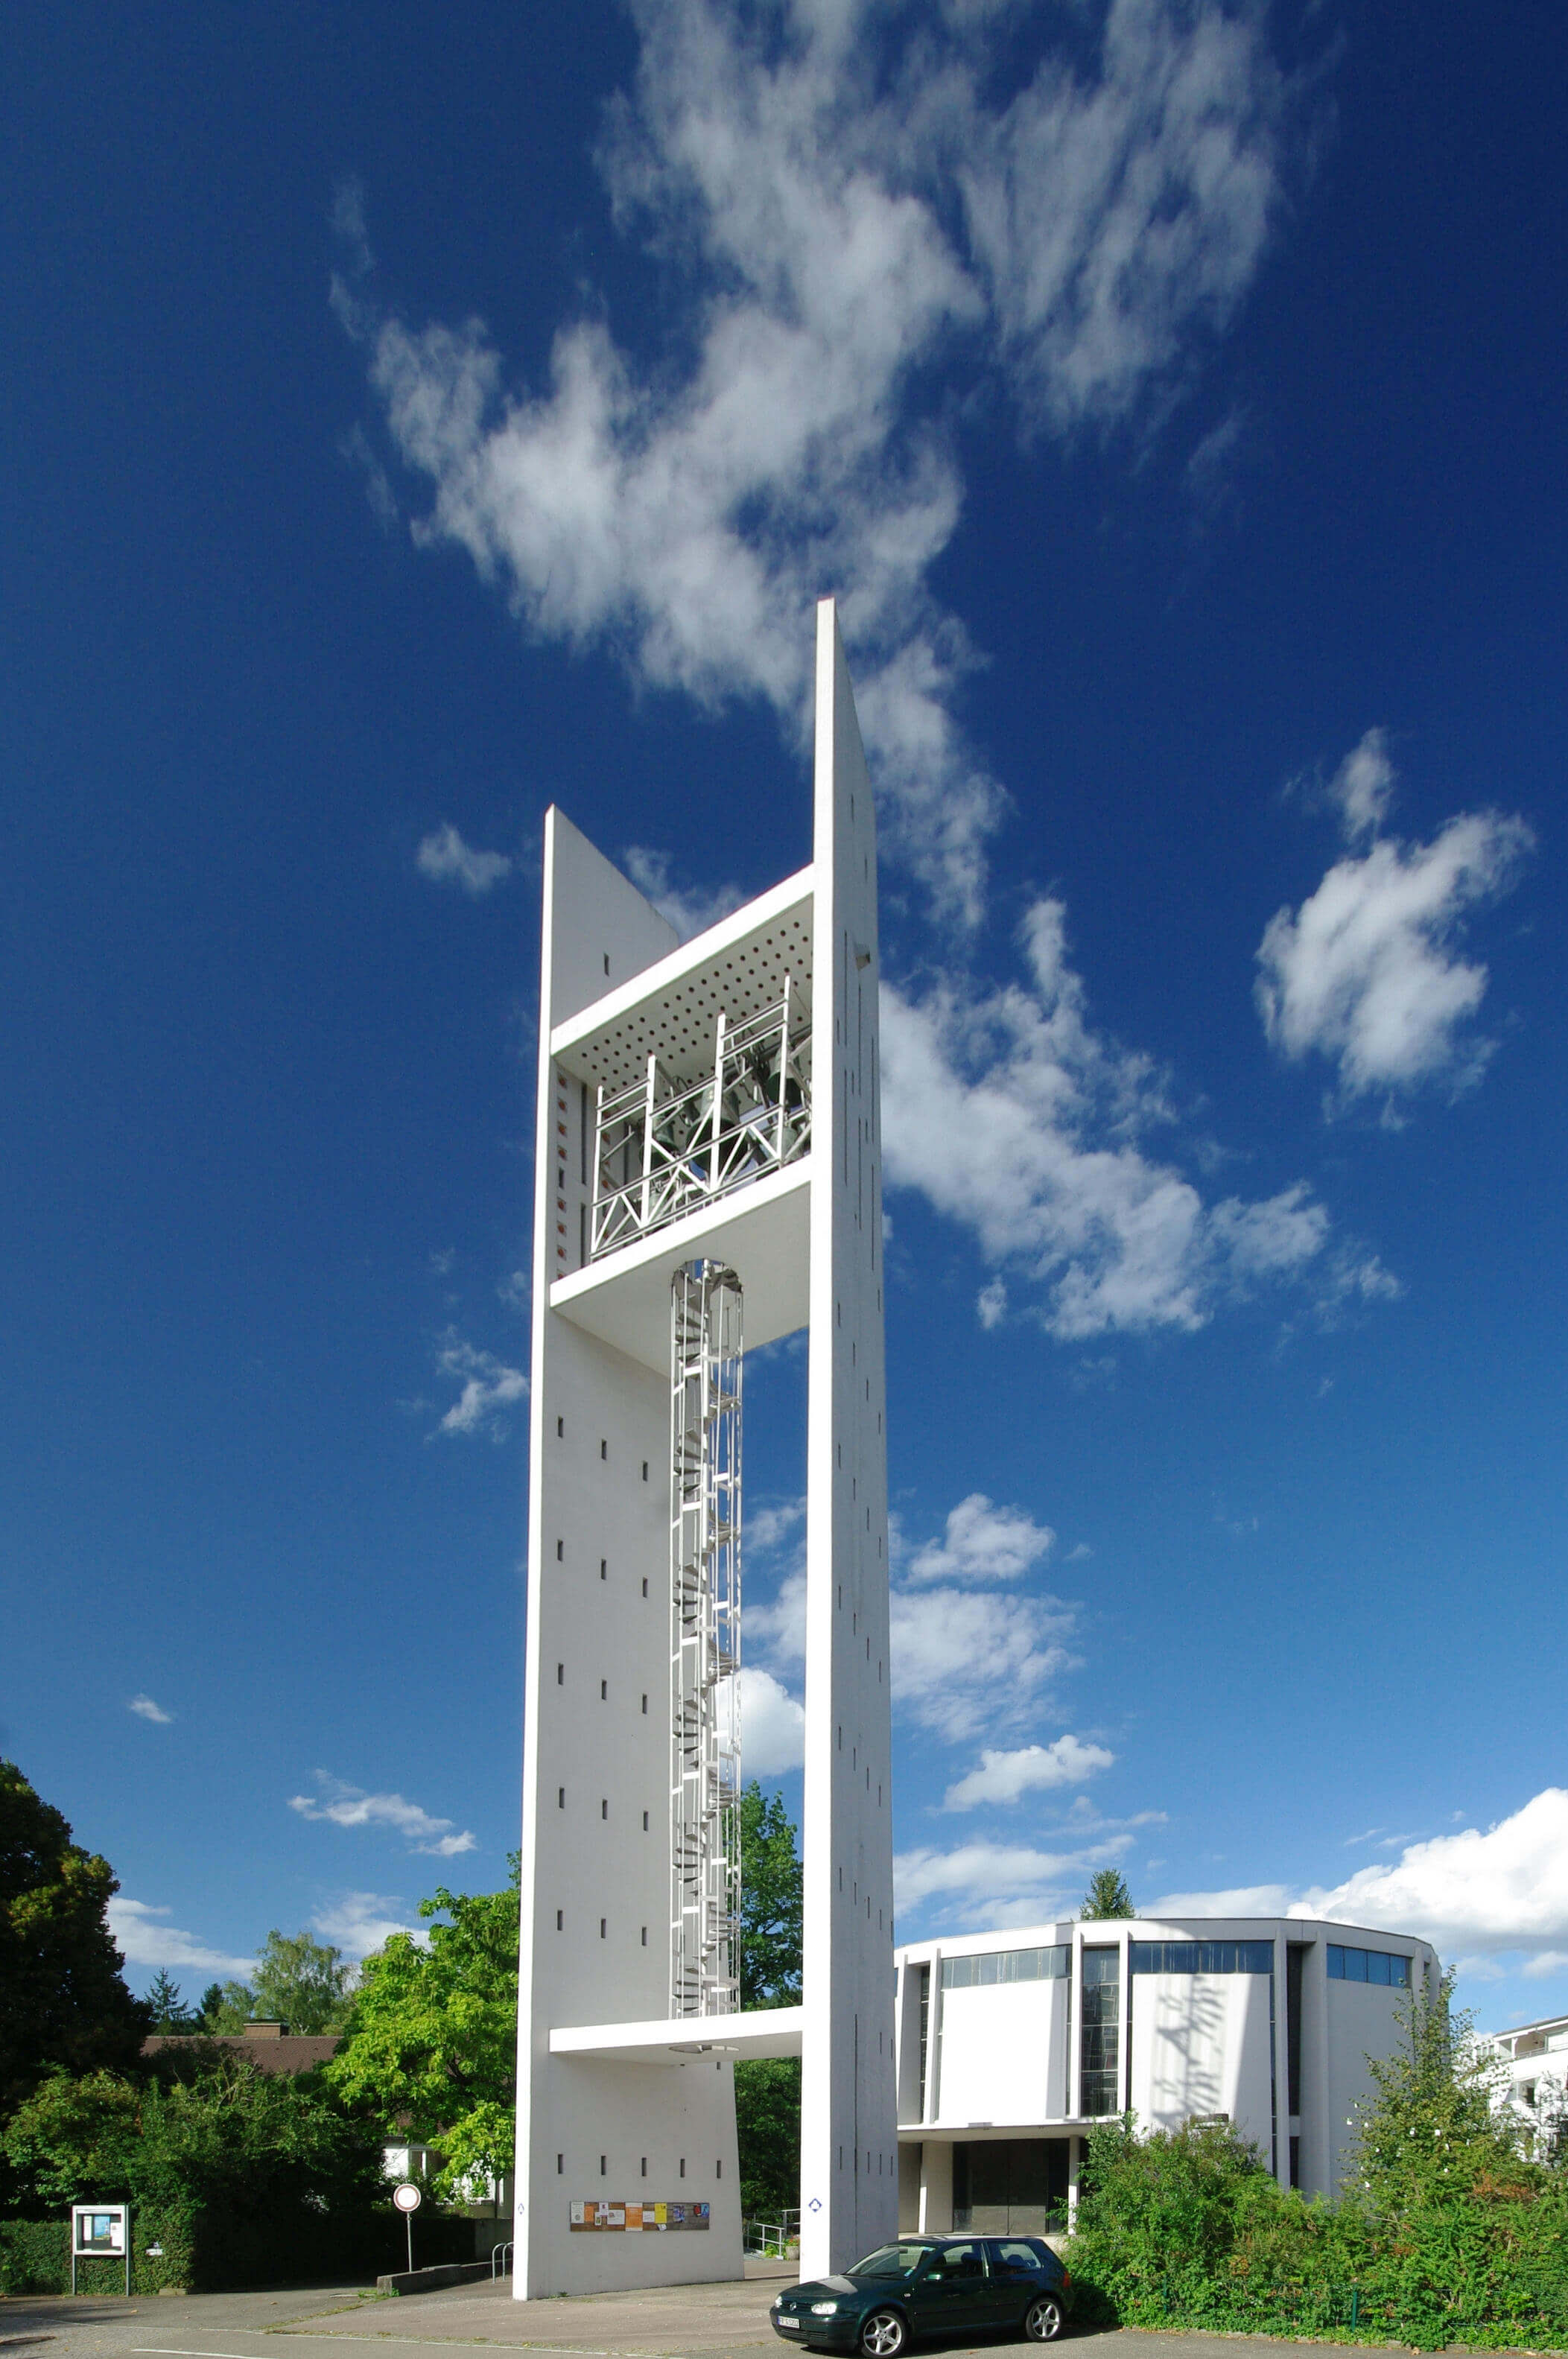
[{"x1": 0, "y1": 2205, "x2": 479, "y2": 2295}]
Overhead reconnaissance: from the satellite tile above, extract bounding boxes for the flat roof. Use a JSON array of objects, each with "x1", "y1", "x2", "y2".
[{"x1": 894, "y1": 1915, "x2": 1438, "y2": 1959}]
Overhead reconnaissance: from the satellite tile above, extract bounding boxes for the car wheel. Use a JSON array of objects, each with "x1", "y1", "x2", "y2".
[
  {"x1": 860, "y1": 2308, "x2": 908, "y2": 2358},
  {"x1": 1023, "y1": 2296, "x2": 1064, "y2": 2343}
]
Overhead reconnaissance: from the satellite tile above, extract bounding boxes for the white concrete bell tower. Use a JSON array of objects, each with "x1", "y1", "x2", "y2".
[{"x1": 514, "y1": 599, "x2": 896, "y2": 2296}]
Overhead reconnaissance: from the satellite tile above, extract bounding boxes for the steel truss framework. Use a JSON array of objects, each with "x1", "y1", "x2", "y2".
[
  {"x1": 669, "y1": 1260, "x2": 743, "y2": 2017},
  {"x1": 594, "y1": 983, "x2": 810, "y2": 1261}
]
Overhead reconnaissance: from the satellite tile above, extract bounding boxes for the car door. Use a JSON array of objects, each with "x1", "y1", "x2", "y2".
[
  {"x1": 984, "y1": 2241, "x2": 1048, "y2": 2328},
  {"x1": 909, "y1": 2241, "x2": 991, "y2": 2340}
]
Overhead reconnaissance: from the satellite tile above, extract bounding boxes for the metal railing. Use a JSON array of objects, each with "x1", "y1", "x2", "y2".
[
  {"x1": 591, "y1": 985, "x2": 810, "y2": 1261},
  {"x1": 490, "y1": 2240, "x2": 513, "y2": 2279},
  {"x1": 744, "y1": 2209, "x2": 801, "y2": 2258}
]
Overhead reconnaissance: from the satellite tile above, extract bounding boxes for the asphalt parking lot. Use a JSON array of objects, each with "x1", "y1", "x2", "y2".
[{"x1": 0, "y1": 2270, "x2": 1534, "y2": 2359}]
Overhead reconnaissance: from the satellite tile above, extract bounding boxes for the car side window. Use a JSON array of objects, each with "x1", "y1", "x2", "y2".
[
  {"x1": 993, "y1": 2241, "x2": 1041, "y2": 2276},
  {"x1": 942, "y1": 2243, "x2": 983, "y2": 2279}
]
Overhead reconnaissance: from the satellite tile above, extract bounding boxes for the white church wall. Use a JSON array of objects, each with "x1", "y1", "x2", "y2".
[
  {"x1": 1129, "y1": 1971, "x2": 1275, "y2": 2159},
  {"x1": 936, "y1": 1981, "x2": 1068, "y2": 2130}
]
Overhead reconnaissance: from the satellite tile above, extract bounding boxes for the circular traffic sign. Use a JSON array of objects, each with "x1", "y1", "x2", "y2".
[{"x1": 393, "y1": 2182, "x2": 422, "y2": 2214}]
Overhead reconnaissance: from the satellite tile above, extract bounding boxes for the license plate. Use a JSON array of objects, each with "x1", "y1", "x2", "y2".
[{"x1": 776, "y1": 2317, "x2": 801, "y2": 2329}]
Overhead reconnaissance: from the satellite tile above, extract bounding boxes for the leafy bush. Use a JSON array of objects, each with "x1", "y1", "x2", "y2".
[
  {"x1": 1332, "y1": 1975, "x2": 1568, "y2": 2346},
  {"x1": 1065, "y1": 1978, "x2": 1568, "y2": 2350},
  {"x1": 1, "y1": 2051, "x2": 398, "y2": 2290},
  {"x1": 0, "y1": 2218, "x2": 70, "y2": 2294}
]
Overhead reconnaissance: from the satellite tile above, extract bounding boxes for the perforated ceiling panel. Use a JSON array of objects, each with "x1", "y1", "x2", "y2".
[{"x1": 559, "y1": 903, "x2": 813, "y2": 1093}]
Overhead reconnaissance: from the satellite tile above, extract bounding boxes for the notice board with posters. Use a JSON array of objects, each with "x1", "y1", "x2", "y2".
[
  {"x1": 570, "y1": 2200, "x2": 710, "y2": 2231},
  {"x1": 71, "y1": 2204, "x2": 130, "y2": 2293}
]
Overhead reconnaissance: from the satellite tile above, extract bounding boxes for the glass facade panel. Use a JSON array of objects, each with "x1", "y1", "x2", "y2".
[
  {"x1": 1129, "y1": 1940, "x2": 1275, "y2": 1975},
  {"x1": 1327, "y1": 1944, "x2": 1409, "y2": 1987},
  {"x1": 941, "y1": 1945, "x2": 1070, "y2": 1989},
  {"x1": 1286, "y1": 1945, "x2": 1304, "y2": 2118},
  {"x1": 952, "y1": 2138, "x2": 1070, "y2": 2234},
  {"x1": 1080, "y1": 1946, "x2": 1120, "y2": 2116}
]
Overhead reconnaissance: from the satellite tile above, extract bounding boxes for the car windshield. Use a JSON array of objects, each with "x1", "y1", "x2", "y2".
[{"x1": 848, "y1": 2244, "x2": 933, "y2": 2279}]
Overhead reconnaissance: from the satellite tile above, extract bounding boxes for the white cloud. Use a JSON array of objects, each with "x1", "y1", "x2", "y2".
[
  {"x1": 744, "y1": 1500, "x2": 809, "y2": 1666},
  {"x1": 890, "y1": 1585, "x2": 1077, "y2": 1744},
  {"x1": 1258, "y1": 734, "x2": 1533, "y2": 1106},
  {"x1": 1326, "y1": 726, "x2": 1397, "y2": 840},
  {"x1": 882, "y1": 898, "x2": 1384, "y2": 1337},
  {"x1": 976, "y1": 1277, "x2": 1007, "y2": 1329},
  {"x1": 344, "y1": 0, "x2": 1292, "y2": 922},
  {"x1": 749, "y1": 1495, "x2": 807, "y2": 1560},
  {"x1": 289, "y1": 1772, "x2": 477, "y2": 1857},
  {"x1": 1304, "y1": 1791, "x2": 1568, "y2": 1959},
  {"x1": 746, "y1": 1486, "x2": 1079, "y2": 1752},
  {"x1": 747, "y1": 1564, "x2": 807, "y2": 1665},
  {"x1": 108, "y1": 1899, "x2": 255, "y2": 1981},
  {"x1": 623, "y1": 846, "x2": 746, "y2": 942},
  {"x1": 312, "y1": 1891, "x2": 425, "y2": 1959},
  {"x1": 944, "y1": 1736, "x2": 1115, "y2": 1811},
  {"x1": 1148, "y1": 1790, "x2": 1568, "y2": 1968},
  {"x1": 340, "y1": 421, "x2": 399, "y2": 533},
  {"x1": 732, "y1": 1665, "x2": 806, "y2": 1776},
  {"x1": 415, "y1": 822, "x2": 513, "y2": 896},
  {"x1": 956, "y1": 0, "x2": 1285, "y2": 436},
  {"x1": 433, "y1": 1330, "x2": 527, "y2": 1437},
  {"x1": 128, "y1": 1693, "x2": 174, "y2": 1724},
  {"x1": 895, "y1": 1833, "x2": 1131, "y2": 1923},
  {"x1": 1523, "y1": 1951, "x2": 1568, "y2": 1981},
  {"x1": 906, "y1": 1492, "x2": 1055, "y2": 1585},
  {"x1": 1185, "y1": 406, "x2": 1247, "y2": 515}
]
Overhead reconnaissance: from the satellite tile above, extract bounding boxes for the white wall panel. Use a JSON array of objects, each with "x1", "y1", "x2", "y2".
[
  {"x1": 1129, "y1": 1972, "x2": 1275, "y2": 2161},
  {"x1": 936, "y1": 1982, "x2": 1066, "y2": 2129},
  {"x1": 1325, "y1": 1978, "x2": 1411, "y2": 2194}
]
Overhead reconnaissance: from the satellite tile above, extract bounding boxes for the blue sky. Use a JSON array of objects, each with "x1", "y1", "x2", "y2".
[{"x1": 4, "y1": 1, "x2": 1564, "y2": 2033}]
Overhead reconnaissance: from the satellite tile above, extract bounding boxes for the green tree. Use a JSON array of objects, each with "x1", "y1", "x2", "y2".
[
  {"x1": 3, "y1": 2051, "x2": 386, "y2": 2284},
  {"x1": 147, "y1": 1969, "x2": 197, "y2": 2030},
  {"x1": 1346, "y1": 1971, "x2": 1515, "y2": 2204},
  {"x1": 1, "y1": 2067, "x2": 144, "y2": 2206},
  {"x1": 739, "y1": 1781, "x2": 804, "y2": 2008},
  {"x1": 0, "y1": 1758, "x2": 150, "y2": 2115},
  {"x1": 1080, "y1": 1868, "x2": 1133, "y2": 1920},
  {"x1": 734, "y1": 1783, "x2": 804, "y2": 2223},
  {"x1": 203, "y1": 1979, "x2": 257, "y2": 2033},
  {"x1": 327, "y1": 1873, "x2": 519, "y2": 2203},
  {"x1": 1337, "y1": 1971, "x2": 1550, "y2": 2340},
  {"x1": 250, "y1": 1929, "x2": 352, "y2": 2033},
  {"x1": 735, "y1": 2057, "x2": 801, "y2": 2224}
]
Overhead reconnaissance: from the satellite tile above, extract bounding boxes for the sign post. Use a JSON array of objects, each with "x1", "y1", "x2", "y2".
[
  {"x1": 71, "y1": 2204, "x2": 130, "y2": 2296},
  {"x1": 392, "y1": 2180, "x2": 421, "y2": 2276}
]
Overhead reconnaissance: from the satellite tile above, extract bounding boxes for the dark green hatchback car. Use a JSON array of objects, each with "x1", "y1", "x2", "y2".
[{"x1": 769, "y1": 2234, "x2": 1073, "y2": 2356}]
